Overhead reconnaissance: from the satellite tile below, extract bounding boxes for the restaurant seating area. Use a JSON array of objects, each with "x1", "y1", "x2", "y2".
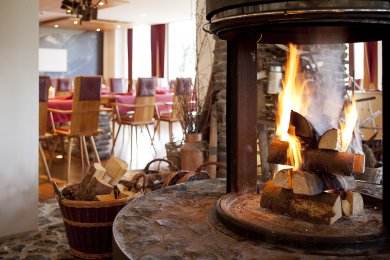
[{"x1": 39, "y1": 74, "x2": 187, "y2": 189}]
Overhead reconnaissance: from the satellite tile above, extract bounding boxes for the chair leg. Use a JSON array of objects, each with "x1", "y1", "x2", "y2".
[
  {"x1": 111, "y1": 124, "x2": 122, "y2": 155},
  {"x1": 153, "y1": 120, "x2": 161, "y2": 143},
  {"x1": 82, "y1": 136, "x2": 90, "y2": 167},
  {"x1": 80, "y1": 136, "x2": 85, "y2": 169},
  {"x1": 67, "y1": 137, "x2": 73, "y2": 178},
  {"x1": 48, "y1": 136, "x2": 60, "y2": 168},
  {"x1": 145, "y1": 124, "x2": 156, "y2": 154},
  {"x1": 89, "y1": 136, "x2": 101, "y2": 164},
  {"x1": 39, "y1": 142, "x2": 52, "y2": 182},
  {"x1": 130, "y1": 125, "x2": 133, "y2": 160},
  {"x1": 169, "y1": 122, "x2": 173, "y2": 143}
]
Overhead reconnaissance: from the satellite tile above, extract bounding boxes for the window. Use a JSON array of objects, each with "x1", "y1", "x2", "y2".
[
  {"x1": 168, "y1": 20, "x2": 196, "y2": 81},
  {"x1": 132, "y1": 25, "x2": 151, "y2": 78}
]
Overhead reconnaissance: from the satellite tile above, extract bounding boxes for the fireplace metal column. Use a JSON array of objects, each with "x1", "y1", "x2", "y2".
[{"x1": 206, "y1": 0, "x2": 389, "y2": 239}]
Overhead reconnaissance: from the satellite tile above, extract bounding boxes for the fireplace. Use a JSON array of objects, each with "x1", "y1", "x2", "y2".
[{"x1": 206, "y1": 0, "x2": 388, "y2": 252}]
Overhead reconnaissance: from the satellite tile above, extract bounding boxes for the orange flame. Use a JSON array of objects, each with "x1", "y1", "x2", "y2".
[
  {"x1": 276, "y1": 44, "x2": 310, "y2": 170},
  {"x1": 340, "y1": 95, "x2": 358, "y2": 152}
]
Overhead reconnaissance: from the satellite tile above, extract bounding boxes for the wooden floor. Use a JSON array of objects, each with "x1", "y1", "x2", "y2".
[{"x1": 39, "y1": 121, "x2": 184, "y2": 201}]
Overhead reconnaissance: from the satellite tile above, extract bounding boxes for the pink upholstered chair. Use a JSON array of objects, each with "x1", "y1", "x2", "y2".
[
  {"x1": 110, "y1": 78, "x2": 127, "y2": 93},
  {"x1": 49, "y1": 76, "x2": 102, "y2": 177},
  {"x1": 55, "y1": 78, "x2": 72, "y2": 97},
  {"x1": 111, "y1": 77, "x2": 157, "y2": 156},
  {"x1": 39, "y1": 76, "x2": 58, "y2": 180},
  {"x1": 156, "y1": 77, "x2": 192, "y2": 142}
]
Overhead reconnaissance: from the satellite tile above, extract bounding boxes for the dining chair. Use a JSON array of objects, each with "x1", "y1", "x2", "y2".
[
  {"x1": 39, "y1": 75, "x2": 59, "y2": 181},
  {"x1": 110, "y1": 77, "x2": 127, "y2": 93},
  {"x1": 156, "y1": 77, "x2": 192, "y2": 143},
  {"x1": 55, "y1": 78, "x2": 72, "y2": 97},
  {"x1": 111, "y1": 77, "x2": 157, "y2": 156},
  {"x1": 49, "y1": 76, "x2": 102, "y2": 177}
]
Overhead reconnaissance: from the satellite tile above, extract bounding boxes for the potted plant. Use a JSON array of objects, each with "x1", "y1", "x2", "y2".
[{"x1": 177, "y1": 86, "x2": 209, "y2": 171}]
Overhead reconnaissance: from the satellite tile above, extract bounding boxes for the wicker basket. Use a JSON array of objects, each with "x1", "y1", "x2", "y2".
[{"x1": 53, "y1": 183, "x2": 135, "y2": 259}]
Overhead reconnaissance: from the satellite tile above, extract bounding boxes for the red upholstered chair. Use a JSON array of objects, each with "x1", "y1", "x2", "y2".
[
  {"x1": 49, "y1": 76, "x2": 102, "y2": 177},
  {"x1": 156, "y1": 77, "x2": 192, "y2": 143},
  {"x1": 55, "y1": 78, "x2": 72, "y2": 97},
  {"x1": 39, "y1": 76, "x2": 59, "y2": 180},
  {"x1": 111, "y1": 77, "x2": 157, "y2": 156},
  {"x1": 110, "y1": 78, "x2": 128, "y2": 93}
]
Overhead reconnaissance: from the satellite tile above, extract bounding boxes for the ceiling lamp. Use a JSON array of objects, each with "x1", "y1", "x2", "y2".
[{"x1": 60, "y1": 0, "x2": 107, "y2": 24}]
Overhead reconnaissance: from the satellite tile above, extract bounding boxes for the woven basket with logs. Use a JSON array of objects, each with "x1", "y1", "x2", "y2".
[{"x1": 52, "y1": 157, "x2": 145, "y2": 259}]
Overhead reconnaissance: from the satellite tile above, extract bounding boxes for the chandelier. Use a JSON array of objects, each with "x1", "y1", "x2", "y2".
[{"x1": 60, "y1": 0, "x2": 107, "y2": 24}]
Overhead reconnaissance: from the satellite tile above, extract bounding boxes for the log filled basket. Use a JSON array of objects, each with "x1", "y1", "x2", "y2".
[{"x1": 53, "y1": 182, "x2": 135, "y2": 259}]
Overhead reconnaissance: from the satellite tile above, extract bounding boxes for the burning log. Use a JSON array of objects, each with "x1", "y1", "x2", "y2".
[
  {"x1": 318, "y1": 128, "x2": 342, "y2": 151},
  {"x1": 291, "y1": 170, "x2": 324, "y2": 195},
  {"x1": 260, "y1": 181, "x2": 342, "y2": 225},
  {"x1": 267, "y1": 139, "x2": 289, "y2": 165},
  {"x1": 290, "y1": 110, "x2": 317, "y2": 146},
  {"x1": 303, "y1": 149, "x2": 365, "y2": 175}
]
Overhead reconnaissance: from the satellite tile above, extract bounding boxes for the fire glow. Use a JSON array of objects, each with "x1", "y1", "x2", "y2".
[
  {"x1": 275, "y1": 44, "x2": 360, "y2": 171},
  {"x1": 275, "y1": 44, "x2": 309, "y2": 170},
  {"x1": 340, "y1": 96, "x2": 358, "y2": 152}
]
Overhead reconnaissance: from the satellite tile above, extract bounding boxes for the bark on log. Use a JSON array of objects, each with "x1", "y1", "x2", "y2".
[
  {"x1": 318, "y1": 128, "x2": 342, "y2": 151},
  {"x1": 292, "y1": 170, "x2": 324, "y2": 195},
  {"x1": 268, "y1": 139, "x2": 289, "y2": 165},
  {"x1": 303, "y1": 149, "x2": 365, "y2": 175},
  {"x1": 260, "y1": 181, "x2": 342, "y2": 225},
  {"x1": 320, "y1": 173, "x2": 357, "y2": 191}
]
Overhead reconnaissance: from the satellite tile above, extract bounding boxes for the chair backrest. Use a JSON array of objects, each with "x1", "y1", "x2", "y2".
[
  {"x1": 134, "y1": 96, "x2": 156, "y2": 123},
  {"x1": 136, "y1": 77, "x2": 157, "y2": 97},
  {"x1": 55, "y1": 78, "x2": 72, "y2": 97},
  {"x1": 110, "y1": 78, "x2": 127, "y2": 93},
  {"x1": 39, "y1": 76, "x2": 50, "y2": 137},
  {"x1": 175, "y1": 77, "x2": 192, "y2": 96},
  {"x1": 70, "y1": 76, "x2": 102, "y2": 136}
]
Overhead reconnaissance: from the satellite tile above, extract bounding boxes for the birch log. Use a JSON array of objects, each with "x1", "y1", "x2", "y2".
[{"x1": 260, "y1": 181, "x2": 342, "y2": 225}]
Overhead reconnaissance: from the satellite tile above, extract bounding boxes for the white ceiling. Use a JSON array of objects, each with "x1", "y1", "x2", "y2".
[
  {"x1": 98, "y1": 0, "x2": 196, "y2": 25},
  {"x1": 40, "y1": 0, "x2": 196, "y2": 26}
]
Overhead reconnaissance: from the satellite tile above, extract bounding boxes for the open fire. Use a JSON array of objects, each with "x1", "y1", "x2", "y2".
[{"x1": 261, "y1": 44, "x2": 366, "y2": 225}]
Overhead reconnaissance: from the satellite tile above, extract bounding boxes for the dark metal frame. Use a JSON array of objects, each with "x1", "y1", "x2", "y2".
[{"x1": 206, "y1": 0, "x2": 389, "y2": 231}]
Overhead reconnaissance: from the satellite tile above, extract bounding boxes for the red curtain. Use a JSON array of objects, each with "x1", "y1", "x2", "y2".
[
  {"x1": 364, "y1": 41, "x2": 378, "y2": 90},
  {"x1": 127, "y1": 28, "x2": 133, "y2": 93},
  {"x1": 151, "y1": 24, "x2": 166, "y2": 77}
]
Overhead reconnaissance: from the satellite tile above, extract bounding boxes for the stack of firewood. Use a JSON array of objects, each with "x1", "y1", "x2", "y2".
[
  {"x1": 261, "y1": 110, "x2": 365, "y2": 225},
  {"x1": 63, "y1": 157, "x2": 145, "y2": 201}
]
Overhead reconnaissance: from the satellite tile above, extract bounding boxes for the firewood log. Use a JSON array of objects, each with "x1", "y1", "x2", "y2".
[
  {"x1": 72, "y1": 163, "x2": 115, "y2": 201},
  {"x1": 302, "y1": 149, "x2": 365, "y2": 175},
  {"x1": 96, "y1": 193, "x2": 116, "y2": 202},
  {"x1": 104, "y1": 156, "x2": 128, "y2": 185},
  {"x1": 318, "y1": 128, "x2": 342, "y2": 151},
  {"x1": 260, "y1": 181, "x2": 342, "y2": 225},
  {"x1": 268, "y1": 139, "x2": 289, "y2": 165},
  {"x1": 115, "y1": 183, "x2": 137, "y2": 199},
  {"x1": 343, "y1": 191, "x2": 364, "y2": 216},
  {"x1": 320, "y1": 173, "x2": 356, "y2": 191},
  {"x1": 272, "y1": 168, "x2": 292, "y2": 189},
  {"x1": 292, "y1": 170, "x2": 324, "y2": 195},
  {"x1": 290, "y1": 110, "x2": 317, "y2": 147}
]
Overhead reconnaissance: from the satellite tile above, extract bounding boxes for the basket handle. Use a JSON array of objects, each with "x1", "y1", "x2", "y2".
[
  {"x1": 195, "y1": 161, "x2": 227, "y2": 173},
  {"x1": 143, "y1": 158, "x2": 179, "y2": 174}
]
